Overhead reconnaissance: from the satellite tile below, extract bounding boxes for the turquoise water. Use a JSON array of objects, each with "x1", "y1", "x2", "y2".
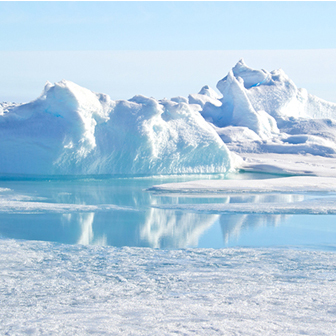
[{"x1": 0, "y1": 173, "x2": 335, "y2": 250}]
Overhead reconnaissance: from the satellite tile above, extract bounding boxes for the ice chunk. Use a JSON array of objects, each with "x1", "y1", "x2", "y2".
[
  {"x1": 220, "y1": 59, "x2": 271, "y2": 90},
  {"x1": 0, "y1": 81, "x2": 233, "y2": 175},
  {"x1": 171, "y1": 96, "x2": 188, "y2": 104},
  {"x1": 92, "y1": 97, "x2": 232, "y2": 174},
  {"x1": 3, "y1": 59, "x2": 336, "y2": 176},
  {"x1": 188, "y1": 85, "x2": 222, "y2": 108},
  {"x1": 202, "y1": 69, "x2": 279, "y2": 140},
  {"x1": 213, "y1": 59, "x2": 336, "y2": 125},
  {"x1": 213, "y1": 125, "x2": 262, "y2": 143},
  {"x1": 202, "y1": 60, "x2": 336, "y2": 165}
]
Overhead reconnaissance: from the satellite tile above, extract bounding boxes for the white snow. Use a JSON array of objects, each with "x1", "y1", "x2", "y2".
[
  {"x1": 240, "y1": 153, "x2": 336, "y2": 177},
  {"x1": 188, "y1": 85, "x2": 222, "y2": 108},
  {"x1": 1, "y1": 239, "x2": 335, "y2": 335},
  {"x1": 177, "y1": 60, "x2": 336, "y2": 178},
  {"x1": 190, "y1": 59, "x2": 336, "y2": 172}
]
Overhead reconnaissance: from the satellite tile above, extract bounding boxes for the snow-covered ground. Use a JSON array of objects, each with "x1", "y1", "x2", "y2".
[{"x1": 1, "y1": 239, "x2": 335, "y2": 336}]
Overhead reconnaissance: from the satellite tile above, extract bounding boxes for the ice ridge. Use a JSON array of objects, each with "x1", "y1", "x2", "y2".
[
  {"x1": 1, "y1": 59, "x2": 336, "y2": 175},
  {"x1": 0, "y1": 80, "x2": 232, "y2": 175}
]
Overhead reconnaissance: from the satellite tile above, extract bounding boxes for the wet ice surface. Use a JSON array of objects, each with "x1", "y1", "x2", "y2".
[{"x1": 1, "y1": 240, "x2": 336, "y2": 335}]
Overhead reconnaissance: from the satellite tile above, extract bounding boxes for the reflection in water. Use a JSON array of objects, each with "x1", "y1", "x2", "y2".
[
  {"x1": 220, "y1": 214, "x2": 289, "y2": 244},
  {"x1": 77, "y1": 213, "x2": 94, "y2": 245},
  {"x1": 141, "y1": 206, "x2": 219, "y2": 248},
  {"x1": 61, "y1": 213, "x2": 108, "y2": 246},
  {"x1": 217, "y1": 194, "x2": 304, "y2": 245},
  {"x1": 226, "y1": 194, "x2": 305, "y2": 204},
  {"x1": 75, "y1": 213, "x2": 107, "y2": 246},
  {"x1": 0, "y1": 177, "x2": 327, "y2": 248}
]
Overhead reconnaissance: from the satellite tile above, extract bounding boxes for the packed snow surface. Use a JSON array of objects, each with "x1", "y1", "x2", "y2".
[
  {"x1": 2, "y1": 59, "x2": 336, "y2": 175},
  {"x1": 1, "y1": 239, "x2": 335, "y2": 335}
]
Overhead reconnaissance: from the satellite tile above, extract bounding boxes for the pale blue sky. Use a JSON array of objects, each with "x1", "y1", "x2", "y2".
[
  {"x1": 1, "y1": 2, "x2": 336, "y2": 103},
  {"x1": 1, "y1": 1, "x2": 336, "y2": 51}
]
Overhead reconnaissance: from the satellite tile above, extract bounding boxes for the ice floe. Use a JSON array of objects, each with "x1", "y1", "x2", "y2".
[
  {"x1": 148, "y1": 176, "x2": 336, "y2": 215},
  {"x1": 148, "y1": 176, "x2": 336, "y2": 193}
]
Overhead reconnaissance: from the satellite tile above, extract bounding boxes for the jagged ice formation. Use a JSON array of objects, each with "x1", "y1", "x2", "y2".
[{"x1": 1, "y1": 59, "x2": 336, "y2": 175}]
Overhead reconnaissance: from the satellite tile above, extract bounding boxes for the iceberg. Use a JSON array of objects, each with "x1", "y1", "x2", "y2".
[
  {"x1": 188, "y1": 60, "x2": 336, "y2": 176},
  {"x1": 199, "y1": 59, "x2": 336, "y2": 149},
  {"x1": 2, "y1": 59, "x2": 336, "y2": 176},
  {"x1": 0, "y1": 80, "x2": 232, "y2": 175}
]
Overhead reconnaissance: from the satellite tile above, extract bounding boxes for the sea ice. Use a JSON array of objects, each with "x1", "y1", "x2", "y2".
[
  {"x1": 148, "y1": 176, "x2": 336, "y2": 193},
  {"x1": 153, "y1": 197, "x2": 336, "y2": 215},
  {"x1": 1, "y1": 240, "x2": 335, "y2": 335}
]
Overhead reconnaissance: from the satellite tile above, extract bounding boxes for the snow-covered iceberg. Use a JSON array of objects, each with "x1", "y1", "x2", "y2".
[
  {"x1": 205, "y1": 60, "x2": 336, "y2": 160},
  {"x1": 2, "y1": 59, "x2": 336, "y2": 176},
  {"x1": 0, "y1": 80, "x2": 232, "y2": 175}
]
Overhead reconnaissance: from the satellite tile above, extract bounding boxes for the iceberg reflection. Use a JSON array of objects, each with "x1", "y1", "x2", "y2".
[
  {"x1": 75, "y1": 212, "x2": 107, "y2": 246},
  {"x1": 220, "y1": 214, "x2": 290, "y2": 245},
  {"x1": 141, "y1": 207, "x2": 219, "y2": 248},
  {"x1": 0, "y1": 177, "x2": 325, "y2": 248}
]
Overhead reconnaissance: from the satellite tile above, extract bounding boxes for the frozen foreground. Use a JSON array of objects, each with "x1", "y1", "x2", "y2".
[{"x1": 1, "y1": 239, "x2": 336, "y2": 336}]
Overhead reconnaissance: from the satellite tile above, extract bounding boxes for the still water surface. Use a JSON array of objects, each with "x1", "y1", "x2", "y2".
[{"x1": 0, "y1": 173, "x2": 335, "y2": 250}]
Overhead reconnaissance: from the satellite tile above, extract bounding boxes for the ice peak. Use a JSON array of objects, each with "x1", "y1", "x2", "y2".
[
  {"x1": 217, "y1": 60, "x2": 271, "y2": 90},
  {"x1": 44, "y1": 80, "x2": 53, "y2": 91},
  {"x1": 233, "y1": 58, "x2": 247, "y2": 71},
  {"x1": 198, "y1": 85, "x2": 221, "y2": 99}
]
